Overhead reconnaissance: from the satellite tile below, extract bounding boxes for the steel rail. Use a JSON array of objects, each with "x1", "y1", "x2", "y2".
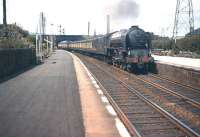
[
  {"x1": 149, "y1": 74, "x2": 200, "y2": 92},
  {"x1": 115, "y1": 67, "x2": 200, "y2": 109},
  {"x1": 87, "y1": 59, "x2": 200, "y2": 137},
  {"x1": 89, "y1": 70, "x2": 142, "y2": 137}
]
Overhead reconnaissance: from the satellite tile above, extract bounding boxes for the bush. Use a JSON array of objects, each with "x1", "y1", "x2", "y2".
[
  {"x1": 176, "y1": 35, "x2": 200, "y2": 54},
  {"x1": 152, "y1": 37, "x2": 173, "y2": 50},
  {"x1": 0, "y1": 24, "x2": 33, "y2": 49},
  {"x1": 0, "y1": 38, "x2": 29, "y2": 49},
  {"x1": 152, "y1": 35, "x2": 200, "y2": 55}
]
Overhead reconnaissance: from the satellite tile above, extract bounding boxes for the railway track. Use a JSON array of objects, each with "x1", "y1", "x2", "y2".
[
  {"x1": 149, "y1": 71, "x2": 200, "y2": 91},
  {"x1": 144, "y1": 74, "x2": 200, "y2": 96},
  {"x1": 76, "y1": 53, "x2": 200, "y2": 137},
  {"x1": 137, "y1": 74, "x2": 200, "y2": 105}
]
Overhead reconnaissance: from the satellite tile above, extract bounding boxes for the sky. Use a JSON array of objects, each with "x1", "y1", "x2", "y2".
[{"x1": 0, "y1": 0, "x2": 200, "y2": 36}]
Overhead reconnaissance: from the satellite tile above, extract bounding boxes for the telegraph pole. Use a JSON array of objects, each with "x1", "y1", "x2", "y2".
[
  {"x1": 106, "y1": 15, "x2": 110, "y2": 34},
  {"x1": 62, "y1": 28, "x2": 65, "y2": 35},
  {"x1": 93, "y1": 29, "x2": 96, "y2": 37},
  {"x1": 59, "y1": 25, "x2": 62, "y2": 35},
  {"x1": 38, "y1": 12, "x2": 46, "y2": 61},
  {"x1": 3, "y1": 0, "x2": 8, "y2": 38},
  {"x1": 3, "y1": 0, "x2": 7, "y2": 25}
]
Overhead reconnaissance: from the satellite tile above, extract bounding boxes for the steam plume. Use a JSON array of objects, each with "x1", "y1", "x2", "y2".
[{"x1": 108, "y1": 0, "x2": 139, "y2": 20}]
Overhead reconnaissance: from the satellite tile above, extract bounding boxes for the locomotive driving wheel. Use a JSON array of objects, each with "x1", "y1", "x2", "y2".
[{"x1": 120, "y1": 63, "x2": 127, "y2": 71}]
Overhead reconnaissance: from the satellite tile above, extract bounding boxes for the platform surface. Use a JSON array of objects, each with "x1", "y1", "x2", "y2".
[
  {"x1": 153, "y1": 55, "x2": 200, "y2": 70},
  {"x1": 71, "y1": 53, "x2": 124, "y2": 137},
  {"x1": 0, "y1": 50, "x2": 123, "y2": 137}
]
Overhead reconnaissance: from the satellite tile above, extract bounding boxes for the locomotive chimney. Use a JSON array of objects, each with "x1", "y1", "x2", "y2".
[
  {"x1": 107, "y1": 15, "x2": 110, "y2": 34},
  {"x1": 94, "y1": 29, "x2": 96, "y2": 37},
  {"x1": 88, "y1": 21, "x2": 90, "y2": 36},
  {"x1": 131, "y1": 25, "x2": 139, "y2": 29}
]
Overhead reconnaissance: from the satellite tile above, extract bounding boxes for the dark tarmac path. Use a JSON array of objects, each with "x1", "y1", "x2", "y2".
[{"x1": 0, "y1": 50, "x2": 85, "y2": 137}]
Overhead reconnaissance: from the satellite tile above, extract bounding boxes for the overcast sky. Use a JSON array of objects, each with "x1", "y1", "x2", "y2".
[{"x1": 1, "y1": 0, "x2": 200, "y2": 36}]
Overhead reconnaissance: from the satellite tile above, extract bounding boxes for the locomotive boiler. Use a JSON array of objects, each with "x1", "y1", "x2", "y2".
[{"x1": 59, "y1": 25, "x2": 154, "y2": 73}]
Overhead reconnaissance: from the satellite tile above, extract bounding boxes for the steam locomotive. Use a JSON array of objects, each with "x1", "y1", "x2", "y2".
[{"x1": 59, "y1": 26, "x2": 154, "y2": 73}]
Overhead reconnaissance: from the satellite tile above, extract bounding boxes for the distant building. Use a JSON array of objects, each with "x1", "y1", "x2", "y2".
[{"x1": 186, "y1": 28, "x2": 200, "y2": 36}]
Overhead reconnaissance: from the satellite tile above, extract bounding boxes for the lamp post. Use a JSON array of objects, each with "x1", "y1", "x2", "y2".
[{"x1": 50, "y1": 24, "x2": 55, "y2": 52}]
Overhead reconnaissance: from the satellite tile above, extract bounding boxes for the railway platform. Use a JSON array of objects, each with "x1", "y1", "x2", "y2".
[
  {"x1": 0, "y1": 50, "x2": 128, "y2": 137},
  {"x1": 152, "y1": 55, "x2": 200, "y2": 89},
  {"x1": 152, "y1": 55, "x2": 200, "y2": 70}
]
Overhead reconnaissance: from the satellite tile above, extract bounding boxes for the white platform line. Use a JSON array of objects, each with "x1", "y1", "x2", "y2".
[
  {"x1": 69, "y1": 52, "x2": 131, "y2": 137},
  {"x1": 115, "y1": 118, "x2": 131, "y2": 137},
  {"x1": 101, "y1": 96, "x2": 109, "y2": 103}
]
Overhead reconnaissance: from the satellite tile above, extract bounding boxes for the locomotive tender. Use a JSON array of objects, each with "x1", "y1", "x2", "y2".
[{"x1": 59, "y1": 26, "x2": 154, "y2": 72}]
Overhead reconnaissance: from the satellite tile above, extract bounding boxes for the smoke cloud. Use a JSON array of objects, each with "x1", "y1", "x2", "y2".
[{"x1": 108, "y1": 0, "x2": 140, "y2": 21}]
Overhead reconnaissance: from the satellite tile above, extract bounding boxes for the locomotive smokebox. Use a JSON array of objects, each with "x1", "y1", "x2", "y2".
[{"x1": 126, "y1": 26, "x2": 149, "y2": 49}]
